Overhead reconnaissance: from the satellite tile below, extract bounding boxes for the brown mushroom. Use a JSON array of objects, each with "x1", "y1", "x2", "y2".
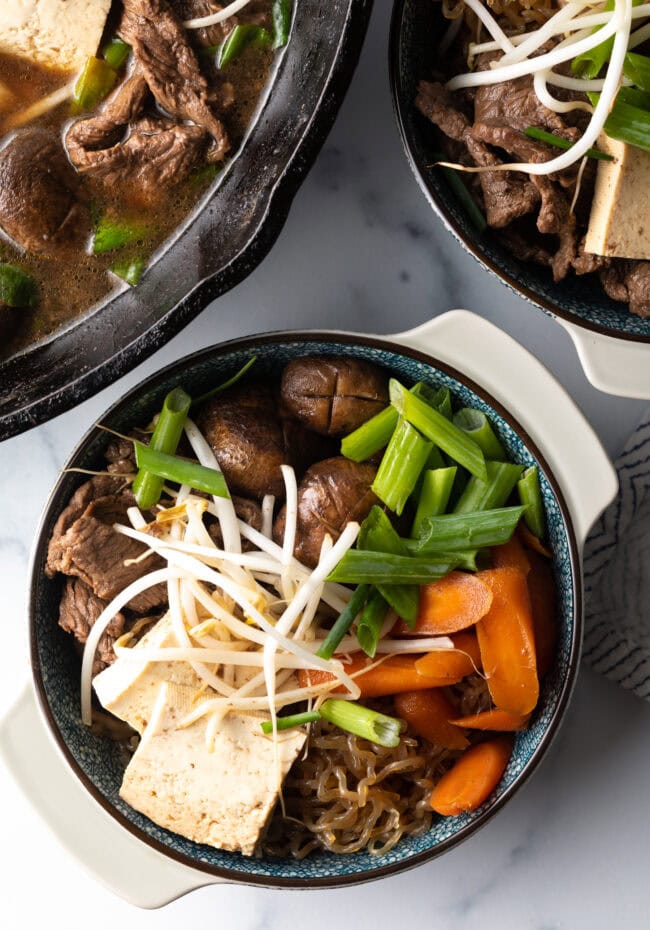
[
  {"x1": 280, "y1": 356, "x2": 388, "y2": 437},
  {"x1": 273, "y1": 457, "x2": 378, "y2": 567}
]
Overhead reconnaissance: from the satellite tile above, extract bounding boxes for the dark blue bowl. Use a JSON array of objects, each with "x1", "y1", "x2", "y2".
[
  {"x1": 29, "y1": 332, "x2": 581, "y2": 887},
  {"x1": 389, "y1": 0, "x2": 650, "y2": 345}
]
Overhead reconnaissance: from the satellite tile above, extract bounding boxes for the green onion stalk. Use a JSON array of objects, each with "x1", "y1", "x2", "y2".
[
  {"x1": 132, "y1": 388, "x2": 193, "y2": 509},
  {"x1": 411, "y1": 505, "x2": 527, "y2": 553},
  {"x1": 133, "y1": 441, "x2": 230, "y2": 501},
  {"x1": 517, "y1": 466, "x2": 546, "y2": 540},
  {"x1": 319, "y1": 699, "x2": 405, "y2": 748}
]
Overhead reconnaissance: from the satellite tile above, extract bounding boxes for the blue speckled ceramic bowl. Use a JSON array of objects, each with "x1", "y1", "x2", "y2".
[
  {"x1": 389, "y1": 0, "x2": 650, "y2": 347},
  {"x1": 29, "y1": 332, "x2": 580, "y2": 889}
]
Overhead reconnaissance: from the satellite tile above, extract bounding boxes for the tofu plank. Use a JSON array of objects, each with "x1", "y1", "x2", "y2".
[{"x1": 0, "y1": 0, "x2": 112, "y2": 71}]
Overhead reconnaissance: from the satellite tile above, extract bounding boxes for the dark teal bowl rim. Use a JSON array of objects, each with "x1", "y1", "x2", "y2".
[
  {"x1": 29, "y1": 330, "x2": 582, "y2": 889},
  {"x1": 388, "y1": 0, "x2": 650, "y2": 346}
]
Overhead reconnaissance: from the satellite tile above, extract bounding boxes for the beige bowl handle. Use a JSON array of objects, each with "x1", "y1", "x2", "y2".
[{"x1": 560, "y1": 318, "x2": 650, "y2": 400}]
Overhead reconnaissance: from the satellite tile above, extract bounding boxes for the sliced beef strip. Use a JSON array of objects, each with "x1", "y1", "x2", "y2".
[
  {"x1": 572, "y1": 238, "x2": 610, "y2": 276},
  {"x1": 416, "y1": 81, "x2": 539, "y2": 228},
  {"x1": 173, "y1": 0, "x2": 234, "y2": 47},
  {"x1": 47, "y1": 478, "x2": 167, "y2": 613},
  {"x1": 0, "y1": 128, "x2": 87, "y2": 255},
  {"x1": 59, "y1": 577, "x2": 126, "y2": 675},
  {"x1": 66, "y1": 70, "x2": 150, "y2": 153},
  {"x1": 602, "y1": 261, "x2": 650, "y2": 318},
  {"x1": 119, "y1": 0, "x2": 229, "y2": 160}
]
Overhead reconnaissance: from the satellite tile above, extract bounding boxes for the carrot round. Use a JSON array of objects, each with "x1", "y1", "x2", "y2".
[
  {"x1": 451, "y1": 708, "x2": 530, "y2": 732},
  {"x1": 430, "y1": 735, "x2": 513, "y2": 816},
  {"x1": 395, "y1": 689, "x2": 470, "y2": 750},
  {"x1": 414, "y1": 643, "x2": 477, "y2": 681},
  {"x1": 492, "y1": 536, "x2": 531, "y2": 576},
  {"x1": 298, "y1": 652, "x2": 468, "y2": 699},
  {"x1": 475, "y1": 567, "x2": 539, "y2": 716},
  {"x1": 395, "y1": 571, "x2": 493, "y2": 636},
  {"x1": 527, "y1": 551, "x2": 558, "y2": 679}
]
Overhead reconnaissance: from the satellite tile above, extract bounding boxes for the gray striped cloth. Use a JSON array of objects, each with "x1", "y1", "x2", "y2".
[{"x1": 583, "y1": 412, "x2": 650, "y2": 699}]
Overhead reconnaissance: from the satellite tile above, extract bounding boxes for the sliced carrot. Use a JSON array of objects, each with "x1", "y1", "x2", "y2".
[
  {"x1": 527, "y1": 550, "x2": 558, "y2": 679},
  {"x1": 414, "y1": 643, "x2": 477, "y2": 681},
  {"x1": 395, "y1": 689, "x2": 470, "y2": 750},
  {"x1": 298, "y1": 653, "x2": 467, "y2": 699},
  {"x1": 475, "y1": 567, "x2": 539, "y2": 716},
  {"x1": 492, "y1": 535, "x2": 531, "y2": 576},
  {"x1": 450, "y1": 629, "x2": 483, "y2": 673},
  {"x1": 518, "y1": 522, "x2": 552, "y2": 558},
  {"x1": 451, "y1": 708, "x2": 530, "y2": 731},
  {"x1": 394, "y1": 571, "x2": 493, "y2": 636},
  {"x1": 430, "y1": 735, "x2": 513, "y2": 815}
]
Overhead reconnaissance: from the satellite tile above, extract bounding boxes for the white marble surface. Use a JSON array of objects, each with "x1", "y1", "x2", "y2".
[{"x1": 2, "y1": 4, "x2": 650, "y2": 928}]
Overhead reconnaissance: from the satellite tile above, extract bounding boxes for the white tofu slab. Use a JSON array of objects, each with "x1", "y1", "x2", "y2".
[
  {"x1": 119, "y1": 682, "x2": 306, "y2": 855},
  {"x1": 0, "y1": 0, "x2": 112, "y2": 71},
  {"x1": 585, "y1": 134, "x2": 650, "y2": 260}
]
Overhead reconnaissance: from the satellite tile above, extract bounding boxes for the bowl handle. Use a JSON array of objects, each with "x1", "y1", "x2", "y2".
[
  {"x1": 559, "y1": 318, "x2": 650, "y2": 400},
  {"x1": 389, "y1": 310, "x2": 618, "y2": 548},
  {"x1": 0, "y1": 688, "x2": 226, "y2": 908}
]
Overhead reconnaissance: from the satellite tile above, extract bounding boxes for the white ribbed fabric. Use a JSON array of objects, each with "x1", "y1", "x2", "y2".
[{"x1": 583, "y1": 410, "x2": 650, "y2": 699}]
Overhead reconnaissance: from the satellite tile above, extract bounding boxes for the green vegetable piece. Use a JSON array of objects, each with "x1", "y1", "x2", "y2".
[
  {"x1": 597, "y1": 90, "x2": 650, "y2": 154},
  {"x1": 102, "y1": 37, "x2": 131, "y2": 70},
  {"x1": 341, "y1": 405, "x2": 398, "y2": 462},
  {"x1": 319, "y1": 699, "x2": 405, "y2": 748},
  {"x1": 517, "y1": 466, "x2": 546, "y2": 540},
  {"x1": 73, "y1": 56, "x2": 117, "y2": 113},
  {"x1": 193, "y1": 356, "x2": 258, "y2": 406},
  {"x1": 453, "y1": 408, "x2": 507, "y2": 460},
  {"x1": 111, "y1": 257, "x2": 145, "y2": 286},
  {"x1": 272, "y1": 0, "x2": 292, "y2": 49},
  {"x1": 411, "y1": 466, "x2": 457, "y2": 538},
  {"x1": 133, "y1": 388, "x2": 193, "y2": 510},
  {"x1": 358, "y1": 506, "x2": 419, "y2": 624},
  {"x1": 133, "y1": 441, "x2": 230, "y2": 500},
  {"x1": 412, "y1": 505, "x2": 526, "y2": 553},
  {"x1": 624, "y1": 52, "x2": 650, "y2": 93},
  {"x1": 217, "y1": 24, "x2": 272, "y2": 68},
  {"x1": 93, "y1": 217, "x2": 148, "y2": 254},
  {"x1": 0, "y1": 264, "x2": 37, "y2": 308},
  {"x1": 453, "y1": 460, "x2": 524, "y2": 513},
  {"x1": 573, "y1": 0, "x2": 644, "y2": 79},
  {"x1": 356, "y1": 589, "x2": 390, "y2": 658},
  {"x1": 431, "y1": 152, "x2": 487, "y2": 232},
  {"x1": 260, "y1": 711, "x2": 320, "y2": 734},
  {"x1": 328, "y1": 551, "x2": 464, "y2": 585},
  {"x1": 372, "y1": 417, "x2": 432, "y2": 516},
  {"x1": 524, "y1": 126, "x2": 613, "y2": 161},
  {"x1": 316, "y1": 584, "x2": 371, "y2": 660},
  {"x1": 390, "y1": 379, "x2": 488, "y2": 481}
]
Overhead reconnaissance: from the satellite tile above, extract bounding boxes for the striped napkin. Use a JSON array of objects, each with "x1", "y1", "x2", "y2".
[{"x1": 583, "y1": 412, "x2": 650, "y2": 700}]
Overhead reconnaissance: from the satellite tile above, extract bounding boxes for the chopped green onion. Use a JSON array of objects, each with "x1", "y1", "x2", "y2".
[
  {"x1": 453, "y1": 461, "x2": 523, "y2": 513},
  {"x1": 132, "y1": 388, "x2": 193, "y2": 509},
  {"x1": 356, "y1": 589, "x2": 390, "y2": 658},
  {"x1": 411, "y1": 466, "x2": 457, "y2": 538},
  {"x1": 414, "y1": 383, "x2": 453, "y2": 420},
  {"x1": 73, "y1": 56, "x2": 117, "y2": 113},
  {"x1": 110, "y1": 257, "x2": 145, "y2": 286},
  {"x1": 133, "y1": 442, "x2": 230, "y2": 499},
  {"x1": 616, "y1": 86, "x2": 650, "y2": 110},
  {"x1": 102, "y1": 38, "x2": 131, "y2": 70},
  {"x1": 217, "y1": 24, "x2": 272, "y2": 68},
  {"x1": 411, "y1": 505, "x2": 526, "y2": 553},
  {"x1": 0, "y1": 263, "x2": 37, "y2": 307},
  {"x1": 624, "y1": 52, "x2": 650, "y2": 93},
  {"x1": 453, "y1": 408, "x2": 507, "y2": 460},
  {"x1": 93, "y1": 217, "x2": 147, "y2": 254},
  {"x1": 341, "y1": 406, "x2": 398, "y2": 462},
  {"x1": 571, "y1": 0, "x2": 614, "y2": 79},
  {"x1": 390, "y1": 379, "x2": 487, "y2": 481},
  {"x1": 260, "y1": 710, "x2": 320, "y2": 734},
  {"x1": 319, "y1": 699, "x2": 405, "y2": 748},
  {"x1": 193, "y1": 356, "x2": 258, "y2": 406},
  {"x1": 328, "y1": 551, "x2": 463, "y2": 585},
  {"x1": 372, "y1": 417, "x2": 432, "y2": 515},
  {"x1": 358, "y1": 506, "x2": 419, "y2": 624},
  {"x1": 524, "y1": 126, "x2": 613, "y2": 161},
  {"x1": 517, "y1": 466, "x2": 545, "y2": 540},
  {"x1": 600, "y1": 96, "x2": 650, "y2": 154},
  {"x1": 272, "y1": 0, "x2": 292, "y2": 48},
  {"x1": 431, "y1": 152, "x2": 487, "y2": 233},
  {"x1": 316, "y1": 584, "x2": 371, "y2": 660}
]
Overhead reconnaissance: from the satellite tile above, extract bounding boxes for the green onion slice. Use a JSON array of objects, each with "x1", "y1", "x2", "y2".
[
  {"x1": 193, "y1": 356, "x2": 258, "y2": 406},
  {"x1": 524, "y1": 126, "x2": 613, "y2": 161},
  {"x1": 453, "y1": 461, "x2": 523, "y2": 514},
  {"x1": 133, "y1": 441, "x2": 230, "y2": 499},
  {"x1": 316, "y1": 584, "x2": 371, "y2": 660},
  {"x1": 217, "y1": 24, "x2": 272, "y2": 68},
  {"x1": 411, "y1": 466, "x2": 457, "y2": 538},
  {"x1": 517, "y1": 466, "x2": 546, "y2": 540},
  {"x1": 328, "y1": 551, "x2": 463, "y2": 585},
  {"x1": 412, "y1": 505, "x2": 527, "y2": 553},
  {"x1": 73, "y1": 56, "x2": 117, "y2": 113},
  {"x1": 319, "y1": 699, "x2": 405, "y2": 748},
  {"x1": 0, "y1": 264, "x2": 37, "y2": 308},
  {"x1": 371, "y1": 417, "x2": 432, "y2": 516},
  {"x1": 110, "y1": 257, "x2": 145, "y2": 286},
  {"x1": 356, "y1": 589, "x2": 390, "y2": 658},
  {"x1": 132, "y1": 388, "x2": 193, "y2": 510},
  {"x1": 272, "y1": 0, "x2": 292, "y2": 49},
  {"x1": 260, "y1": 711, "x2": 320, "y2": 734}
]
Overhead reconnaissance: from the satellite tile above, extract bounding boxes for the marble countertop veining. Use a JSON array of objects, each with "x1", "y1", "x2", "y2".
[{"x1": 2, "y1": 4, "x2": 649, "y2": 929}]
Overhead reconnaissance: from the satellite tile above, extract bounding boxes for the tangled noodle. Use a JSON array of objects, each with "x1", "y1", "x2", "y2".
[
  {"x1": 441, "y1": 0, "x2": 559, "y2": 31},
  {"x1": 263, "y1": 677, "x2": 491, "y2": 858}
]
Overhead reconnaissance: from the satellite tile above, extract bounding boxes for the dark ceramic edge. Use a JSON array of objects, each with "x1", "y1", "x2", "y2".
[
  {"x1": 0, "y1": 0, "x2": 375, "y2": 442},
  {"x1": 387, "y1": 0, "x2": 650, "y2": 347},
  {"x1": 29, "y1": 329, "x2": 583, "y2": 890}
]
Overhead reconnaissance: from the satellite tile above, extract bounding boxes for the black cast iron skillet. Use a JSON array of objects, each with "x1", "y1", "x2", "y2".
[
  {"x1": 0, "y1": 0, "x2": 373, "y2": 441},
  {"x1": 389, "y1": 0, "x2": 650, "y2": 348}
]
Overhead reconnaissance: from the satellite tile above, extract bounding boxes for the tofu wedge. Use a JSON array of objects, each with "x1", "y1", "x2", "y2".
[
  {"x1": 120, "y1": 682, "x2": 305, "y2": 855},
  {"x1": 93, "y1": 613, "x2": 306, "y2": 855},
  {"x1": 585, "y1": 135, "x2": 650, "y2": 259},
  {"x1": 0, "y1": 0, "x2": 112, "y2": 72}
]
